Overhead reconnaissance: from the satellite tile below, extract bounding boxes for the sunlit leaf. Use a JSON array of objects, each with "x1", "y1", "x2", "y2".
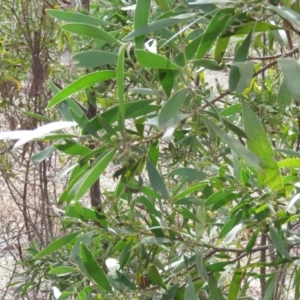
[
  {"x1": 228, "y1": 271, "x2": 242, "y2": 300},
  {"x1": 12, "y1": 122, "x2": 77, "y2": 149},
  {"x1": 203, "y1": 117, "x2": 262, "y2": 172},
  {"x1": 242, "y1": 99, "x2": 283, "y2": 191},
  {"x1": 48, "y1": 266, "x2": 77, "y2": 276}
]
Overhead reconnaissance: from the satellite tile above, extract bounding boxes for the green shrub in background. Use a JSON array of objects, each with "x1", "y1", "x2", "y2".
[{"x1": 4, "y1": 0, "x2": 300, "y2": 299}]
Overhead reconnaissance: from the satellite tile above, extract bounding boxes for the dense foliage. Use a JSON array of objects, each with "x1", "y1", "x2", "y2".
[{"x1": 4, "y1": 0, "x2": 300, "y2": 299}]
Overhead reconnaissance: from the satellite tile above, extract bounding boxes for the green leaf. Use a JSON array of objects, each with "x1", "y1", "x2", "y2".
[
  {"x1": 146, "y1": 158, "x2": 169, "y2": 199},
  {"x1": 203, "y1": 117, "x2": 262, "y2": 172},
  {"x1": 61, "y1": 23, "x2": 121, "y2": 45},
  {"x1": 211, "y1": 193, "x2": 239, "y2": 211},
  {"x1": 49, "y1": 81, "x2": 88, "y2": 122},
  {"x1": 159, "y1": 70, "x2": 175, "y2": 96},
  {"x1": 46, "y1": 9, "x2": 112, "y2": 26},
  {"x1": 278, "y1": 78, "x2": 293, "y2": 112},
  {"x1": 205, "y1": 111, "x2": 247, "y2": 138},
  {"x1": 220, "y1": 104, "x2": 241, "y2": 117},
  {"x1": 229, "y1": 62, "x2": 254, "y2": 93},
  {"x1": 196, "y1": 11, "x2": 232, "y2": 59},
  {"x1": 148, "y1": 265, "x2": 166, "y2": 289},
  {"x1": 155, "y1": 0, "x2": 169, "y2": 11},
  {"x1": 150, "y1": 215, "x2": 165, "y2": 237},
  {"x1": 117, "y1": 46, "x2": 125, "y2": 133},
  {"x1": 262, "y1": 275, "x2": 276, "y2": 300},
  {"x1": 134, "y1": 0, "x2": 151, "y2": 49},
  {"x1": 70, "y1": 231, "x2": 94, "y2": 260},
  {"x1": 47, "y1": 71, "x2": 116, "y2": 108},
  {"x1": 80, "y1": 243, "x2": 112, "y2": 292},
  {"x1": 98, "y1": 115, "x2": 117, "y2": 137},
  {"x1": 204, "y1": 187, "x2": 234, "y2": 206},
  {"x1": 218, "y1": 214, "x2": 241, "y2": 239},
  {"x1": 223, "y1": 22, "x2": 280, "y2": 37},
  {"x1": 242, "y1": 99, "x2": 283, "y2": 191},
  {"x1": 31, "y1": 146, "x2": 55, "y2": 164},
  {"x1": 207, "y1": 261, "x2": 233, "y2": 272},
  {"x1": 136, "y1": 50, "x2": 181, "y2": 70},
  {"x1": 163, "y1": 284, "x2": 179, "y2": 300},
  {"x1": 278, "y1": 58, "x2": 300, "y2": 103},
  {"x1": 229, "y1": 31, "x2": 253, "y2": 92},
  {"x1": 53, "y1": 139, "x2": 92, "y2": 156},
  {"x1": 269, "y1": 223, "x2": 290, "y2": 260},
  {"x1": 66, "y1": 205, "x2": 107, "y2": 228},
  {"x1": 35, "y1": 231, "x2": 81, "y2": 258},
  {"x1": 184, "y1": 276, "x2": 198, "y2": 300},
  {"x1": 136, "y1": 196, "x2": 161, "y2": 217},
  {"x1": 168, "y1": 168, "x2": 206, "y2": 182},
  {"x1": 278, "y1": 158, "x2": 300, "y2": 168},
  {"x1": 119, "y1": 240, "x2": 132, "y2": 268},
  {"x1": 141, "y1": 237, "x2": 171, "y2": 244},
  {"x1": 123, "y1": 13, "x2": 195, "y2": 41},
  {"x1": 269, "y1": 4, "x2": 300, "y2": 28},
  {"x1": 193, "y1": 59, "x2": 225, "y2": 71},
  {"x1": 158, "y1": 88, "x2": 189, "y2": 129},
  {"x1": 72, "y1": 51, "x2": 118, "y2": 68},
  {"x1": 89, "y1": 100, "x2": 159, "y2": 131},
  {"x1": 69, "y1": 109, "x2": 100, "y2": 139},
  {"x1": 48, "y1": 266, "x2": 77, "y2": 276},
  {"x1": 214, "y1": 36, "x2": 230, "y2": 61},
  {"x1": 130, "y1": 88, "x2": 156, "y2": 95},
  {"x1": 179, "y1": 207, "x2": 201, "y2": 223},
  {"x1": 174, "y1": 182, "x2": 208, "y2": 200},
  {"x1": 276, "y1": 148, "x2": 300, "y2": 159},
  {"x1": 71, "y1": 148, "x2": 117, "y2": 201},
  {"x1": 49, "y1": 81, "x2": 81, "y2": 122},
  {"x1": 208, "y1": 275, "x2": 226, "y2": 300},
  {"x1": 245, "y1": 227, "x2": 260, "y2": 254},
  {"x1": 234, "y1": 31, "x2": 253, "y2": 62},
  {"x1": 228, "y1": 271, "x2": 242, "y2": 300},
  {"x1": 173, "y1": 197, "x2": 203, "y2": 205},
  {"x1": 22, "y1": 111, "x2": 53, "y2": 122},
  {"x1": 195, "y1": 249, "x2": 208, "y2": 281}
]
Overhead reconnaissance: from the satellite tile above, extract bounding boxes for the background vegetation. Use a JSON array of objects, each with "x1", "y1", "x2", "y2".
[{"x1": 2, "y1": 0, "x2": 300, "y2": 299}]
